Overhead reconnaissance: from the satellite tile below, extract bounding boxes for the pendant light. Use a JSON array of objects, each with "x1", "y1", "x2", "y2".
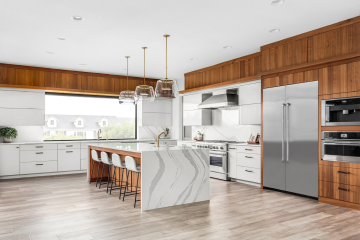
[
  {"x1": 134, "y1": 47, "x2": 155, "y2": 102},
  {"x1": 119, "y1": 56, "x2": 136, "y2": 104},
  {"x1": 155, "y1": 35, "x2": 179, "y2": 98}
]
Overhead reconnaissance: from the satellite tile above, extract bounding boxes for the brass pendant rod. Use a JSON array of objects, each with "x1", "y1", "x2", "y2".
[
  {"x1": 164, "y1": 35, "x2": 170, "y2": 88},
  {"x1": 125, "y1": 56, "x2": 130, "y2": 90},
  {"x1": 142, "y1": 47, "x2": 147, "y2": 85}
]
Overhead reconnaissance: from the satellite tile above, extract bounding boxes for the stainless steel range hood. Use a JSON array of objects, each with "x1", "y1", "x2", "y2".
[{"x1": 198, "y1": 89, "x2": 238, "y2": 109}]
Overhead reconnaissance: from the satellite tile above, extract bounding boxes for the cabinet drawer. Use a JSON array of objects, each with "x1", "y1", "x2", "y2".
[
  {"x1": 320, "y1": 160, "x2": 360, "y2": 169},
  {"x1": 319, "y1": 181, "x2": 360, "y2": 204},
  {"x1": 20, "y1": 161, "x2": 57, "y2": 174},
  {"x1": 237, "y1": 153, "x2": 261, "y2": 168},
  {"x1": 20, "y1": 144, "x2": 57, "y2": 151},
  {"x1": 58, "y1": 143, "x2": 81, "y2": 149},
  {"x1": 20, "y1": 150, "x2": 57, "y2": 163},
  {"x1": 237, "y1": 146, "x2": 260, "y2": 154},
  {"x1": 81, "y1": 159, "x2": 88, "y2": 170},
  {"x1": 319, "y1": 165, "x2": 360, "y2": 186},
  {"x1": 236, "y1": 166, "x2": 261, "y2": 183},
  {"x1": 58, "y1": 149, "x2": 81, "y2": 171}
]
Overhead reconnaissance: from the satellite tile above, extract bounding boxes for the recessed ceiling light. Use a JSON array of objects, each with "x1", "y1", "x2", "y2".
[
  {"x1": 190, "y1": 58, "x2": 198, "y2": 60},
  {"x1": 58, "y1": 37, "x2": 67, "y2": 40},
  {"x1": 46, "y1": 52, "x2": 54, "y2": 54},
  {"x1": 72, "y1": 16, "x2": 84, "y2": 21},
  {"x1": 270, "y1": 0, "x2": 284, "y2": 5},
  {"x1": 223, "y1": 46, "x2": 232, "y2": 49},
  {"x1": 269, "y1": 29, "x2": 280, "y2": 33}
]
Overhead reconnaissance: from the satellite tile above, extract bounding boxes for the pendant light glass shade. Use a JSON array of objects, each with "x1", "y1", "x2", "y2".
[
  {"x1": 119, "y1": 56, "x2": 136, "y2": 104},
  {"x1": 134, "y1": 47, "x2": 155, "y2": 102},
  {"x1": 155, "y1": 35, "x2": 178, "y2": 98}
]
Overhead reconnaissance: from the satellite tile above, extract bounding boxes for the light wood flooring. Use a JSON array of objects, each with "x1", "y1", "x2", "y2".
[{"x1": 1, "y1": 173, "x2": 360, "y2": 240}]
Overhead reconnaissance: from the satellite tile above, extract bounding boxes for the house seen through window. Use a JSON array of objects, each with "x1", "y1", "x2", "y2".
[{"x1": 44, "y1": 94, "x2": 136, "y2": 140}]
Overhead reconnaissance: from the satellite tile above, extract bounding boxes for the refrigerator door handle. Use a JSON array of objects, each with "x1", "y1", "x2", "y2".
[
  {"x1": 282, "y1": 103, "x2": 286, "y2": 162},
  {"x1": 286, "y1": 103, "x2": 291, "y2": 163}
]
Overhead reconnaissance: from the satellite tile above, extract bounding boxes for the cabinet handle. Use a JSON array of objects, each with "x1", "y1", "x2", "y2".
[
  {"x1": 36, "y1": 164, "x2": 43, "y2": 166},
  {"x1": 229, "y1": 148, "x2": 236, "y2": 150},
  {"x1": 338, "y1": 171, "x2": 350, "y2": 174},
  {"x1": 338, "y1": 187, "x2": 349, "y2": 191},
  {"x1": 36, "y1": 146, "x2": 43, "y2": 148},
  {"x1": 66, "y1": 151, "x2": 73, "y2": 153},
  {"x1": 36, "y1": 152, "x2": 43, "y2": 154},
  {"x1": 16, "y1": 147, "x2": 19, "y2": 148},
  {"x1": 66, "y1": 145, "x2": 73, "y2": 147},
  {"x1": 245, "y1": 170, "x2": 253, "y2": 173},
  {"x1": 245, "y1": 156, "x2": 253, "y2": 158},
  {"x1": 245, "y1": 149, "x2": 253, "y2": 151}
]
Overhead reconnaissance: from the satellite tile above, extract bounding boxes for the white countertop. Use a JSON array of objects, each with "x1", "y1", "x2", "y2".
[
  {"x1": 0, "y1": 139, "x2": 177, "y2": 145},
  {"x1": 89, "y1": 142, "x2": 197, "y2": 153},
  {"x1": 228, "y1": 143, "x2": 261, "y2": 146}
]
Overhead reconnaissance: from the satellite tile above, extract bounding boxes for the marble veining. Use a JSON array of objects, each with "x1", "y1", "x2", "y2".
[
  {"x1": 192, "y1": 108, "x2": 261, "y2": 141},
  {"x1": 138, "y1": 126, "x2": 171, "y2": 140}
]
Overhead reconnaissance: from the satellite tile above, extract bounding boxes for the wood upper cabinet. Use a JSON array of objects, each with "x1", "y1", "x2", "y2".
[
  {"x1": 261, "y1": 38, "x2": 308, "y2": 72},
  {"x1": 262, "y1": 69, "x2": 319, "y2": 89},
  {"x1": 308, "y1": 22, "x2": 360, "y2": 62},
  {"x1": 45, "y1": 72, "x2": 81, "y2": 91},
  {"x1": 5, "y1": 69, "x2": 45, "y2": 87},
  {"x1": 81, "y1": 75, "x2": 115, "y2": 94},
  {"x1": 185, "y1": 72, "x2": 203, "y2": 89},
  {"x1": 0, "y1": 66, "x2": 16, "y2": 85}
]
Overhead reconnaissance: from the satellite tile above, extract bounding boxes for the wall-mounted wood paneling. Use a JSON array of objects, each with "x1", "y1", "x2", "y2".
[
  {"x1": 262, "y1": 69, "x2": 319, "y2": 89},
  {"x1": 0, "y1": 63, "x2": 158, "y2": 96},
  {"x1": 182, "y1": 52, "x2": 261, "y2": 94}
]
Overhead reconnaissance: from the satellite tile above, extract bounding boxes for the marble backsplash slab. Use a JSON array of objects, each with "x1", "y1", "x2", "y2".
[
  {"x1": 192, "y1": 108, "x2": 261, "y2": 142},
  {"x1": 138, "y1": 126, "x2": 171, "y2": 140}
]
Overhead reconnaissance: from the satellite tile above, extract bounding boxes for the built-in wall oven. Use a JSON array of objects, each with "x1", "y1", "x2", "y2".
[
  {"x1": 321, "y1": 131, "x2": 360, "y2": 163},
  {"x1": 322, "y1": 97, "x2": 360, "y2": 126}
]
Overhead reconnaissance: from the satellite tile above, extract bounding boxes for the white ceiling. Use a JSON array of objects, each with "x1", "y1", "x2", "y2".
[{"x1": 1, "y1": 0, "x2": 360, "y2": 90}]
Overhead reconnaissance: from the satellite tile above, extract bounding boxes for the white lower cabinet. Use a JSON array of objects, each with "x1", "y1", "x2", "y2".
[
  {"x1": 58, "y1": 149, "x2": 81, "y2": 171},
  {"x1": 0, "y1": 145, "x2": 20, "y2": 176},
  {"x1": 236, "y1": 166, "x2": 261, "y2": 183},
  {"x1": 237, "y1": 153, "x2": 261, "y2": 169},
  {"x1": 80, "y1": 148, "x2": 88, "y2": 170},
  {"x1": 20, "y1": 161, "x2": 57, "y2": 174},
  {"x1": 228, "y1": 145, "x2": 237, "y2": 179},
  {"x1": 20, "y1": 150, "x2": 57, "y2": 163}
]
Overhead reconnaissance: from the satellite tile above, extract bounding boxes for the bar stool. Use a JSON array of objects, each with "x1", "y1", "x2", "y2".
[
  {"x1": 99, "y1": 152, "x2": 113, "y2": 193},
  {"x1": 90, "y1": 150, "x2": 102, "y2": 186},
  {"x1": 109, "y1": 154, "x2": 128, "y2": 199},
  {"x1": 123, "y1": 156, "x2": 141, "y2": 208}
]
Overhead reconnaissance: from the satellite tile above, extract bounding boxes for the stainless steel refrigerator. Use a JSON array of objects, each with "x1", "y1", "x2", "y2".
[{"x1": 263, "y1": 81, "x2": 318, "y2": 198}]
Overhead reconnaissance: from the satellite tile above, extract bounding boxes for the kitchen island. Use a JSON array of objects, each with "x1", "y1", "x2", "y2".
[{"x1": 88, "y1": 142, "x2": 210, "y2": 211}]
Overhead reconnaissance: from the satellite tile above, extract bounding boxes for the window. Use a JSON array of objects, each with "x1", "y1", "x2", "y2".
[{"x1": 44, "y1": 94, "x2": 136, "y2": 141}]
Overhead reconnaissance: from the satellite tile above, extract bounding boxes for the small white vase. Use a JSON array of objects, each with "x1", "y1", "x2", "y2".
[{"x1": 3, "y1": 137, "x2": 12, "y2": 143}]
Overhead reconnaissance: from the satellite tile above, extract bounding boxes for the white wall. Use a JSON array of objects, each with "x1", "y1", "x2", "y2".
[
  {"x1": 0, "y1": 126, "x2": 43, "y2": 143},
  {"x1": 172, "y1": 77, "x2": 184, "y2": 140}
]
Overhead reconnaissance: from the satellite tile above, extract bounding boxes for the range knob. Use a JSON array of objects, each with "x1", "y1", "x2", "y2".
[
  {"x1": 220, "y1": 147, "x2": 224, "y2": 150},
  {"x1": 205, "y1": 146, "x2": 208, "y2": 148}
]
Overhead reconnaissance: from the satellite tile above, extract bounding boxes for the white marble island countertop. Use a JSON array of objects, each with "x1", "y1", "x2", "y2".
[{"x1": 88, "y1": 142, "x2": 210, "y2": 211}]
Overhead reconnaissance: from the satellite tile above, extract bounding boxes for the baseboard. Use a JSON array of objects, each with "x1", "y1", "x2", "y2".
[
  {"x1": 231, "y1": 178, "x2": 261, "y2": 187},
  {"x1": 319, "y1": 197, "x2": 360, "y2": 211},
  {"x1": 0, "y1": 170, "x2": 87, "y2": 180}
]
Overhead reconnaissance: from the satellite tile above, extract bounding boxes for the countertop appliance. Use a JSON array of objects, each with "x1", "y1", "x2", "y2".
[
  {"x1": 321, "y1": 131, "x2": 360, "y2": 163},
  {"x1": 322, "y1": 97, "x2": 360, "y2": 126},
  {"x1": 263, "y1": 81, "x2": 318, "y2": 198},
  {"x1": 192, "y1": 140, "x2": 245, "y2": 180}
]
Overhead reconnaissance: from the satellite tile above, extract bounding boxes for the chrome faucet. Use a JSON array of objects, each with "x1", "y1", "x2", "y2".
[
  {"x1": 157, "y1": 132, "x2": 166, "y2": 147},
  {"x1": 97, "y1": 129, "x2": 102, "y2": 141}
]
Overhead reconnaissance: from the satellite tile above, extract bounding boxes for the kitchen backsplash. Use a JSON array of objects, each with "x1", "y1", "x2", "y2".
[
  {"x1": 0, "y1": 126, "x2": 43, "y2": 143},
  {"x1": 192, "y1": 108, "x2": 261, "y2": 141},
  {"x1": 137, "y1": 126, "x2": 171, "y2": 140}
]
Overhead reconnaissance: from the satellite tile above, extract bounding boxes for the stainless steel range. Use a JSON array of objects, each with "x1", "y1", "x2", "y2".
[{"x1": 192, "y1": 140, "x2": 244, "y2": 180}]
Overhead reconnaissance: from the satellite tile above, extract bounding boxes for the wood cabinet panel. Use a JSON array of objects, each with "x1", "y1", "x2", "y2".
[
  {"x1": 261, "y1": 38, "x2": 308, "y2": 72},
  {"x1": 45, "y1": 72, "x2": 81, "y2": 90},
  {"x1": 15, "y1": 69, "x2": 45, "y2": 87},
  {"x1": 81, "y1": 75, "x2": 115, "y2": 93},
  {"x1": 212, "y1": 67, "x2": 220, "y2": 84},
  {"x1": 308, "y1": 22, "x2": 360, "y2": 62},
  {"x1": 220, "y1": 64, "x2": 231, "y2": 82},
  {"x1": 0, "y1": 67, "x2": 16, "y2": 85},
  {"x1": 320, "y1": 159, "x2": 360, "y2": 169},
  {"x1": 319, "y1": 181, "x2": 360, "y2": 204},
  {"x1": 262, "y1": 69, "x2": 319, "y2": 89},
  {"x1": 246, "y1": 54, "x2": 261, "y2": 77},
  {"x1": 231, "y1": 61, "x2": 240, "y2": 80},
  {"x1": 319, "y1": 164, "x2": 360, "y2": 186}
]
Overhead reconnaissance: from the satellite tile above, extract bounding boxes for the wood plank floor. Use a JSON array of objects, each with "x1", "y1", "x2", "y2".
[{"x1": 1, "y1": 174, "x2": 360, "y2": 240}]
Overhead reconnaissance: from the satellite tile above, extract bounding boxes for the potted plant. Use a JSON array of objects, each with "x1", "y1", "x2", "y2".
[
  {"x1": 0, "y1": 127, "x2": 18, "y2": 143},
  {"x1": 197, "y1": 131, "x2": 203, "y2": 141}
]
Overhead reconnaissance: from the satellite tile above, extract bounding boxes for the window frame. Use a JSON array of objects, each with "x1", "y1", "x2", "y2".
[{"x1": 44, "y1": 93, "x2": 137, "y2": 142}]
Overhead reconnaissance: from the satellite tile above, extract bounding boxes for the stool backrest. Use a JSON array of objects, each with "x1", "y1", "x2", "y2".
[
  {"x1": 91, "y1": 150, "x2": 100, "y2": 162},
  {"x1": 125, "y1": 156, "x2": 137, "y2": 172},
  {"x1": 101, "y1": 152, "x2": 111, "y2": 165},
  {"x1": 112, "y1": 154, "x2": 122, "y2": 168}
]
